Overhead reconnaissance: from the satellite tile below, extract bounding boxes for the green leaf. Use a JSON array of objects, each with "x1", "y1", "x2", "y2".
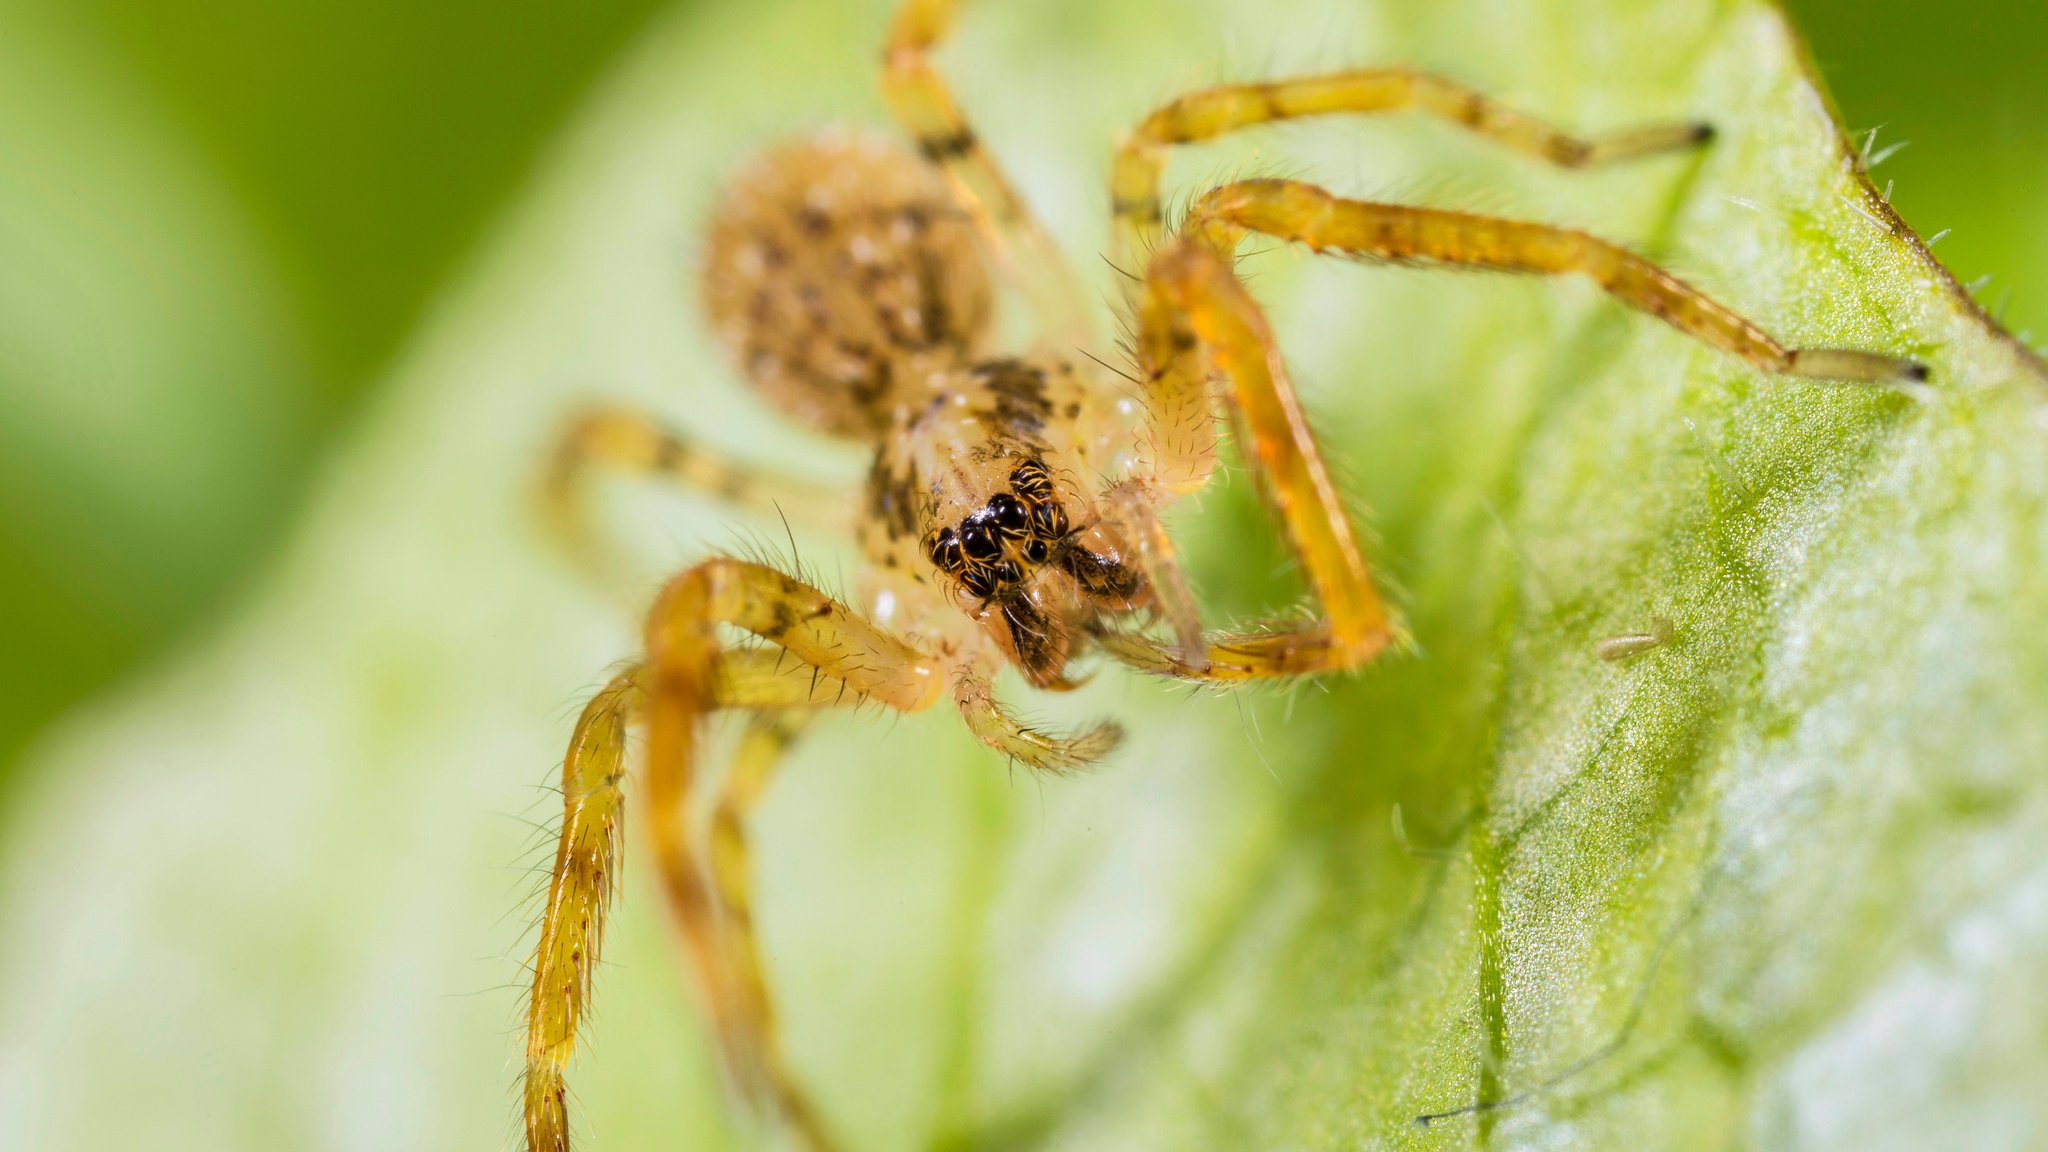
[{"x1": 3, "y1": 0, "x2": 2043, "y2": 1149}]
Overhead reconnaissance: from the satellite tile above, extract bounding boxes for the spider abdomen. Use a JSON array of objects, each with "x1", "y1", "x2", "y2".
[{"x1": 702, "y1": 130, "x2": 993, "y2": 438}]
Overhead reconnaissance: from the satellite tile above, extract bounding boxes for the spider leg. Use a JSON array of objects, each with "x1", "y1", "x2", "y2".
[
  {"x1": 881, "y1": 0, "x2": 1089, "y2": 340},
  {"x1": 686, "y1": 675, "x2": 1118, "y2": 1152},
  {"x1": 542, "y1": 405, "x2": 852, "y2": 591},
  {"x1": 1103, "y1": 177, "x2": 1924, "y2": 686},
  {"x1": 953, "y1": 672, "x2": 1122, "y2": 775},
  {"x1": 524, "y1": 560, "x2": 942, "y2": 1152},
  {"x1": 668, "y1": 658, "x2": 868, "y2": 1151},
  {"x1": 1098, "y1": 480, "x2": 1207, "y2": 668},
  {"x1": 1181, "y1": 179, "x2": 1928, "y2": 383},
  {"x1": 643, "y1": 561, "x2": 941, "y2": 1149},
  {"x1": 705, "y1": 710, "x2": 843, "y2": 1152},
  {"x1": 1125, "y1": 237, "x2": 1399, "y2": 679},
  {"x1": 524, "y1": 670, "x2": 640, "y2": 1152},
  {"x1": 1095, "y1": 624, "x2": 1362, "y2": 683},
  {"x1": 521, "y1": 652, "x2": 833, "y2": 1152},
  {"x1": 1112, "y1": 66, "x2": 1710, "y2": 263}
]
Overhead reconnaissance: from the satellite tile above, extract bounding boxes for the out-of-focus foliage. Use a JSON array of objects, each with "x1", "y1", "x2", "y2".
[
  {"x1": 0, "y1": 0, "x2": 666, "y2": 780},
  {"x1": 1, "y1": 0, "x2": 2044, "y2": 1150},
  {"x1": 1784, "y1": 0, "x2": 2048, "y2": 343}
]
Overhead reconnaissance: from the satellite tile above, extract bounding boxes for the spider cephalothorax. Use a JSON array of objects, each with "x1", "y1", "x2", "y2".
[{"x1": 527, "y1": 2, "x2": 1927, "y2": 1150}]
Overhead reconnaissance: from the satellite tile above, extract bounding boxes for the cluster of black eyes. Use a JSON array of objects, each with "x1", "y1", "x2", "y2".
[{"x1": 925, "y1": 461, "x2": 1072, "y2": 599}]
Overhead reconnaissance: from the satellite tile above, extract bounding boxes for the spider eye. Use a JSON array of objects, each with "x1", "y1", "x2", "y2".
[
  {"x1": 993, "y1": 559, "x2": 1024, "y2": 584},
  {"x1": 1022, "y1": 538, "x2": 1050, "y2": 564},
  {"x1": 925, "y1": 527, "x2": 960, "y2": 568},
  {"x1": 960, "y1": 523, "x2": 999, "y2": 559},
  {"x1": 986, "y1": 493, "x2": 1028, "y2": 533}
]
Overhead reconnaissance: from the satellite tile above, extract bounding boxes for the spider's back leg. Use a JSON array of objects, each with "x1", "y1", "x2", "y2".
[
  {"x1": 881, "y1": 0, "x2": 1092, "y2": 340},
  {"x1": 539, "y1": 405, "x2": 855, "y2": 598}
]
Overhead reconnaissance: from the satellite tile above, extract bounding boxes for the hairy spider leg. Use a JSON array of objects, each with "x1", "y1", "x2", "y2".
[
  {"x1": 642, "y1": 561, "x2": 940, "y2": 1152},
  {"x1": 1117, "y1": 237, "x2": 1399, "y2": 682},
  {"x1": 525, "y1": 670, "x2": 640, "y2": 1152},
  {"x1": 1097, "y1": 177, "x2": 1927, "y2": 688},
  {"x1": 1099, "y1": 479, "x2": 1207, "y2": 667},
  {"x1": 521, "y1": 651, "x2": 867, "y2": 1152},
  {"x1": 704, "y1": 711, "x2": 844, "y2": 1151},
  {"x1": 543, "y1": 406, "x2": 852, "y2": 591},
  {"x1": 1111, "y1": 66, "x2": 1711, "y2": 266},
  {"x1": 525, "y1": 560, "x2": 942, "y2": 1152},
  {"x1": 953, "y1": 672, "x2": 1122, "y2": 775},
  {"x1": 1181, "y1": 179, "x2": 1929, "y2": 383},
  {"x1": 881, "y1": 0, "x2": 1090, "y2": 340}
]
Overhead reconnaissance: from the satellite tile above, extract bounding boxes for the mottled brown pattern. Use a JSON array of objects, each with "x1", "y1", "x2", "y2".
[
  {"x1": 973, "y1": 358, "x2": 1053, "y2": 442},
  {"x1": 864, "y1": 447, "x2": 921, "y2": 542},
  {"x1": 702, "y1": 132, "x2": 990, "y2": 437}
]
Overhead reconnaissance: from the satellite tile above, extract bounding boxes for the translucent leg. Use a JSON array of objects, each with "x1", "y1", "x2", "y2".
[
  {"x1": 705, "y1": 711, "x2": 840, "y2": 1151},
  {"x1": 640, "y1": 561, "x2": 939, "y2": 1148},
  {"x1": 1096, "y1": 624, "x2": 1366, "y2": 683},
  {"x1": 881, "y1": 0, "x2": 1090, "y2": 339},
  {"x1": 542, "y1": 405, "x2": 851, "y2": 591}
]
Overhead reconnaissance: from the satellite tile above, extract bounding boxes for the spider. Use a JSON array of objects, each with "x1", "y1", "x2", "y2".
[{"x1": 519, "y1": 1, "x2": 1926, "y2": 1148}]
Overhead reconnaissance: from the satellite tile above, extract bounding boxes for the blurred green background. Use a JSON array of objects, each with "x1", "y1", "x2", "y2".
[
  {"x1": 0, "y1": 0, "x2": 668, "y2": 782},
  {"x1": 0, "y1": 0, "x2": 2040, "y2": 795}
]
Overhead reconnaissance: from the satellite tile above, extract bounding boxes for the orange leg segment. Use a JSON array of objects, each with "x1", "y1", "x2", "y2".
[
  {"x1": 704, "y1": 711, "x2": 838, "y2": 1149},
  {"x1": 1135, "y1": 238, "x2": 1397, "y2": 674},
  {"x1": 641, "y1": 560, "x2": 938, "y2": 1149},
  {"x1": 524, "y1": 560, "x2": 942, "y2": 1152},
  {"x1": 1182, "y1": 179, "x2": 1928, "y2": 383},
  {"x1": 1113, "y1": 67, "x2": 1709, "y2": 261},
  {"x1": 524, "y1": 671, "x2": 640, "y2": 1152}
]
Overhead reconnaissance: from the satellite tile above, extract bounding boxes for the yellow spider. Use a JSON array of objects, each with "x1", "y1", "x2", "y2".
[{"x1": 520, "y1": 2, "x2": 1926, "y2": 1148}]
